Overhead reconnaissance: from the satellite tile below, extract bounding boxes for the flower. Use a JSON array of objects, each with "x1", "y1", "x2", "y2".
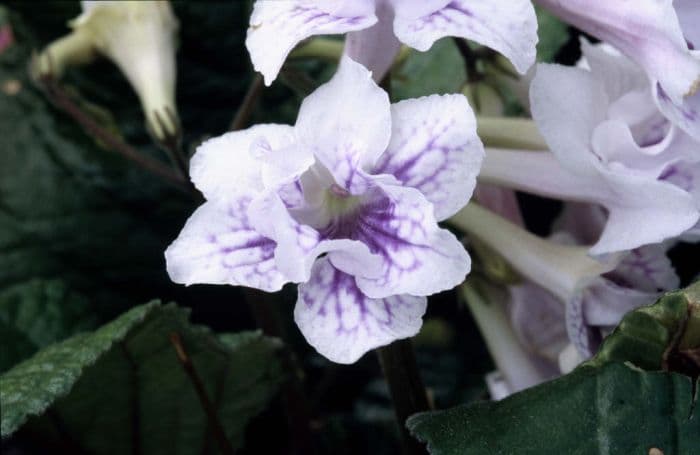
[
  {"x1": 33, "y1": 1, "x2": 180, "y2": 141},
  {"x1": 165, "y1": 57, "x2": 483, "y2": 363},
  {"x1": 246, "y1": 0, "x2": 538, "y2": 85},
  {"x1": 535, "y1": 0, "x2": 700, "y2": 141},
  {"x1": 451, "y1": 201, "x2": 680, "y2": 394},
  {"x1": 478, "y1": 58, "x2": 700, "y2": 255}
]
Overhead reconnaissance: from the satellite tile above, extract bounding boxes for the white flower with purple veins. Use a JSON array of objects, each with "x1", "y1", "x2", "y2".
[
  {"x1": 165, "y1": 58, "x2": 483, "y2": 363},
  {"x1": 535, "y1": 0, "x2": 700, "y2": 141},
  {"x1": 246, "y1": 0, "x2": 538, "y2": 85},
  {"x1": 480, "y1": 59, "x2": 700, "y2": 255}
]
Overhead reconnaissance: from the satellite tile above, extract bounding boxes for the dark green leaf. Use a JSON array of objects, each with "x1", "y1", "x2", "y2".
[
  {"x1": 535, "y1": 7, "x2": 570, "y2": 63},
  {"x1": 408, "y1": 283, "x2": 700, "y2": 454},
  {"x1": 392, "y1": 39, "x2": 466, "y2": 101},
  {"x1": 0, "y1": 302, "x2": 287, "y2": 454}
]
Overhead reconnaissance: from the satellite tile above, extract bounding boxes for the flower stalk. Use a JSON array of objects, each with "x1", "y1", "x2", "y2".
[
  {"x1": 450, "y1": 203, "x2": 614, "y2": 301},
  {"x1": 377, "y1": 339, "x2": 432, "y2": 455},
  {"x1": 476, "y1": 118, "x2": 547, "y2": 150}
]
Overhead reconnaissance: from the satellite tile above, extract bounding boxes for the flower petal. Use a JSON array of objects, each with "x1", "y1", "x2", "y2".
[
  {"x1": 344, "y1": 0, "x2": 401, "y2": 82},
  {"x1": 537, "y1": 0, "x2": 700, "y2": 104},
  {"x1": 295, "y1": 56, "x2": 391, "y2": 193},
  {"x1": 674, "y1": 0, "x2": 700, "y2": 49},
  {"x1": 165, "y1": 199, "x2": 288, "y2": 292},
  {"x1": 607, "y1": 245, "x2": 680, "y2": 293},
  {"x1": 655, "y1": 82, "x2": 700, "y2": 142},
  {"x1": 373, "y1": 94, "x2": 484, "y2": 220},
  {"x1": 353, "y1": 183, "x2": 471, "y2": 298},
  {"x1": 190, "y1": 124, "x2": 298, "y2": 201},
  {"x1": 393, "y1": 0, "x2": 538, "y2": 74},
  {"x1": 246, "y1": 0, "x2": 377, "y2": 85},
  {"x1": 295, "y1": 257, "x2": 427, "y2": 364},
  {"x1": 509, "y1": 283, "x2": 568, "y2": 362},
  {"x1": 247, "y1": 191, "x2": 384, "y2": 284}
]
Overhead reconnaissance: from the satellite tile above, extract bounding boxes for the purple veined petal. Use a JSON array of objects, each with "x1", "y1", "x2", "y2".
[
  {"x1": 674, "y1": 0, "x2": 700, "y2": 49},
  {"x1": 536, "y1": 0, "x2": 700, "y2": 105},
  {"x1": 247, "y1": 190, "x2": 384, "y2": 284},
  {"x1": 189, "y1": 124, "x2": 297, "y2": 202},
  {"x1": 508, "y1": 283, "x2": 568, "y2": 362},
  {"x1": 352, "y1": 183, "x2": 471, "y2": 298},
  {"x1": 295, "y1": 56, "x2": 392, "y2": 194},
  {"x1": 344, "y1": 0, "x2": 401, "y2": 83},
  {"x1": 581, "y1": 278, "x2": 659, "y2": 329},
  {"x1": 654, "y1": 80, "x2": 700, "y2": 142},
  {"x1": 552, "y1": 202, "x2": 607, "y2": 246},
  {"x1": 373, "y1": 94, "x2": 484, "y2": 221},
  {"x1": 565, "y1": 290, "x2": 601, "y2": 359},
  {"x1": 661, "y1": 161, "x2": 700, "y2": 238},
  {"x1": 605, "y1": 244, "x2": 680, "y2": 293},
  {"x1": 245, "y1": 0, "x2": 377, "y2": 85},
  {"x1": 165, "y1": 199, "x2": 289, "y2": 292},
  {"x1": 392, "y1": 0, "x2": 538, "y2": 74},
  {"x1": 295, "y1": 257, "x2": 427, "y2": 363}
]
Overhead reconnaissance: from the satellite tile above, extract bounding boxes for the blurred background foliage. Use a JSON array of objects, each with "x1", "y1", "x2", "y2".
[{"x1": 0, "y1": 2, "x2": 698, "y2": 454}]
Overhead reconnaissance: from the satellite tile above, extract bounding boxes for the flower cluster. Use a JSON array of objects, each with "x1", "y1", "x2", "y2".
[{"x1": 162, "y1": 0, "x2": 699, "y2": 372}]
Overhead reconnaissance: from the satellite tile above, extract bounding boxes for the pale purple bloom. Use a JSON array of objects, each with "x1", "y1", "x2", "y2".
[
  {"x1": 452, "y1": 202, "x2": 679, "y2": 397},
  {"x1": 166, "y1": 57, "x2": 483, "y2": 363},
  {"x1": 246, "y1": 0, "x2": 538, "y2": 85},
  {"x1": 479, "y1": 58, "x2": 700, "y2": 255},
  {"x1": 535, "y1": 0, "x2": 700, "y2": 141}
]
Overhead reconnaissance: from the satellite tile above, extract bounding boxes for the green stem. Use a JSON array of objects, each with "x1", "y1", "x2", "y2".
[
  {"x1": 377, "y1": 340, "x2": 431, "y2": 455},
  {"x1": 290, "y1": 38, "x2": 344, "y2": 61},
  {"x1": 476, "y1": 117, "x2": 547, "y2": 150}
]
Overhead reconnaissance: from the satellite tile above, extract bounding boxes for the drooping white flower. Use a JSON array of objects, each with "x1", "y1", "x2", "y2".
[
  {"x1": 166, "y1": 57, "x2": 483, "y2": 363},
  {"x1": 478, "y1": 61, "x2": 700, "y2": 255},
  {"x1": 451, "y1": 202, "x2": 680, "y2": 386},
  {"x1": 245, "y1": 0, "x2": 538, "y2": 84},
  {"x1": 535, "y1": 0, "x2": 700, "y2": 141},
  {"x1": 34, "y1": 1, "x2": 180, "y2": 141}
]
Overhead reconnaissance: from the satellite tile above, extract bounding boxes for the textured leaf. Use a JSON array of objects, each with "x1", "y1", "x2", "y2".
[
  {"x1": 408, "y1": 283, "x2": 700, "y2": 454},
  {"x1": 0, "y1": 302, "x2": 287, "y2": 454},
  {"x1": 0, "y1": 279, "x2": 97, "y2": 363},
  {"x1": 393, "y1": 39, "x2": 466, "y2": 102}
]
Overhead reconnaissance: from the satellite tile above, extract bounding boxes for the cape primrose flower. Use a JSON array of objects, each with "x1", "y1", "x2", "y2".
[
  {"x1": 535, "y1": 0, "x2": 700, "y2": 141},
  {"x1": 479, "y1": 62, "x2": 700, "y2": 255},
  {"x1": 165, "y1": 57, "x2": 483, "y2": 363},
  {"x1": 33, "y1": 0, "x2": 180, "y2": 141},
  {"x1": 246, "y1": 0, "x2": 538, "y2": 85}
]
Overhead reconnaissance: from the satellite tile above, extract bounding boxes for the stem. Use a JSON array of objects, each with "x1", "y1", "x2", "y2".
[
  {"x1": 39, "y1": 78, "x2": 192, "y2": 193},
  {"x1": 476, "y1": 117, "x2": 547, "y2": 150},
  {"x1": 460, "y1": 282, "x2": 547, "y2": 394},
  {"x1": 170, "y1": 333, "x2": 235, "y2": 455},
  {"x1": 377, "y1": 340, "x2": 431, "y2": 455},
  {"x1": 450, "y1": 203, "x2": 612, "y2": 301},
  {"x1": 479, "y1": 148, "x2": 601, "y2": 202},
  {"x1": 229, "y1": 74, "x2": 264, "y2": 131},
  {"x1": 290, "y1": 38, "x2": 344, "y2": 61},
  {"x1": 243, "y1": 289, "x2": 315, "y2": 455}
]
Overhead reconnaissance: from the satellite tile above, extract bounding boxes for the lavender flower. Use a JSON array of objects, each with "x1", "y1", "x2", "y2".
[
  {"x1": 245, "y1": 0, "x2": 538, "y2": 84},
  {"x1": 535, "y1": 0, "x2": 700, "y2": 141},
  {"x1": 165, "y1": 57, "x2": 483, "y2": 363},
  {"x1": 478, "y1": 57, "x2": 700, "y2": 255}
]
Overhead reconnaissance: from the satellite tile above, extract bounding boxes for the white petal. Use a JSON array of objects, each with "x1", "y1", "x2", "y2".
[
  {"x1": 295, "y1": 56, "x2": 392, "y2": 192},
  {"x1": 655, "y1": 81, "x2": 700, "y2": 142},
  {"x1": 343, "y1": 0, "x2": 401, "y2": 83},
  {"x1": 165, "y1": 199, "x2": 289, "y2": 292},
  {"x1": 353, "y1": 183, "x2": 471, "y2": 298},
  {"x1": 374, "y1": 94, "x2": 484, "y2": 220},
  {"x1": 246, "y1": 0, "x2": 377, "y2": 85},
  {"x1": 579, "y1": 39, "x2": 649, "y2": 100},
  {"x1": 674, "y1": 0, "x2": 700, "y2": 49},
  {"x1": 537, "y1": 0, "x2": 700, "y2": 104},
  {"x1": 295, "y1": 257, "x2": 427, "y2": 364},
  {"x1": 393, "y1": 0, "x2": 537, "y2": 74},
  {"x1": 190, "y1": 124, "x2": 297, "y2": 201}
]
